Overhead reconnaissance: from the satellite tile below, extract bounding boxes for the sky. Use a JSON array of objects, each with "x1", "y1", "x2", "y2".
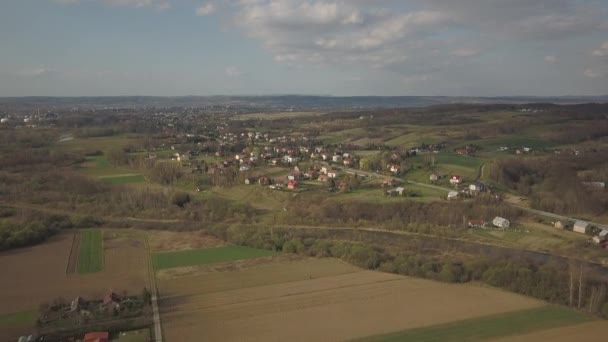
[{"x1": 0, "y1": 0, "x2": 607, "y2": 97}]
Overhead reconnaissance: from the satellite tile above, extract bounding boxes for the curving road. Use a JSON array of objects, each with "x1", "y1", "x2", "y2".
[{"x1": 341, "y1": 167, "x2": 608, "y2": 229}]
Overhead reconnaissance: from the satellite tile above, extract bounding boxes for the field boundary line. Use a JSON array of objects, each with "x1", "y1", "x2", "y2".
[{"x1": 65, "y1": 231, "x2": 80, "y2": 275}]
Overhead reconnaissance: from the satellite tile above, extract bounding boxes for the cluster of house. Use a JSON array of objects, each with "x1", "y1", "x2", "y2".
[
  {"x1": 555, "y1": 220, "x2": 608, "y2": 248},
  {"x1": 244, "y1": 165, "x2": 346, "y2": 191},
  {"x1": 496, "y1": 146, "x2": 533, "y2": 154},
  {"x1": 454, "y1": 145, "x2": 477, "y2": 156},
  {"x1": 468, "y1": 216, "x2": 511, "y2": 229}
]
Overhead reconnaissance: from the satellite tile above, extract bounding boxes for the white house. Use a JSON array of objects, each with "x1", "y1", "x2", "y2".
[
  {"x1": 573, "y1": 221, "x2": 590, "y2": 234},
  {"x1": 447, "y1": 191, "x2": 459, "y2": 200},
  {"x1": 449, "y1": 175, "x2": 462, "y2": 185},
  {"x1": 493, "y1": 217, "x2": 510, "y2": 229},
  {"x1": 320, "y1": 166, "x2": 329, "y2": 175},
  {"x1": 332, "y1": 155, "x2": 342, "y2": 162},
  {"x1": 429, "y1": 173, "x2": 439, "y2": 181},
  {"x1": 328, "y1": 170, "x2": 339, "y2": 178}
]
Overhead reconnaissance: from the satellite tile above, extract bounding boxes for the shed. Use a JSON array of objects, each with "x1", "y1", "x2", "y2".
[
  {"x1": 493, "y1": 217, "x2": 510, "y2": 229},
  {"x1": 84, "y1": 332, "x2": 109, "y2": 342},
  {"x1": 554, "y1": 220, "x2": 567, "y2": 229},
  {"x1": 447, "y1": 191, "x2": 459, "y2": 200},
  {"x1": 573, "y1": 221, "x2": 590, "y2": 234},
  {"x1": 429, "y1": 173, "x2": 439, "y2": 181}
]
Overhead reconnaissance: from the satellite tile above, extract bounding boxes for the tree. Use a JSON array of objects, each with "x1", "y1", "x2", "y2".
[{"x1": 142, "y1": 287, "x2": 152, "y2": 306}]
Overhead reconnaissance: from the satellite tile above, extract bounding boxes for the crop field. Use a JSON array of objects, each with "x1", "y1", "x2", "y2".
[
  {"x1": 53, "y1": 134, "x2": 140, "y2": 154},
  {"x1": 0, "y1": 231, "x2": 149, "y2": 323},
  {"x1": 77, "y1": 229, "x2": 104, "y2": 274},
  {"x1": 158, "y1": 257, "x2": 549, "y2": 342},
  {"x1": 0, "y1": 311, "x2": 35, "y2": 342},
  {"x1": 99, "y1": 174, "x2": 146, "y2": 184},
  {"x1": 147, "y1": 230, "x2": 226, "y2": 252},
  {"x1": 490, "y1": 321, "x2": 608, "y2": 342},
  {"x1": 358, "y1": 306, "x2": 590, "y2": 342},
  {"x1": 152, "y1": 245, "x2": 277, "y2": 270}
]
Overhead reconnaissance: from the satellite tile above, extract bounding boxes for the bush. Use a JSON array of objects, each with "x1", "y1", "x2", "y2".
[{"x1": 171, "y1": 192, "x2": 191, "y2": 207}]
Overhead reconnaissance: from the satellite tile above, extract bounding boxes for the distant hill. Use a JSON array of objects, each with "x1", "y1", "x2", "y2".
[{"x1": 0, "y1": 95, "x2": 606, "y2": 109}]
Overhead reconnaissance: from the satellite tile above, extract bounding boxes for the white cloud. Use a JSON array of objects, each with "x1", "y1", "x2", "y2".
[
  {"x1": 51, "y1": 0, "x2": 80, "y2": 4},
  {"x1": 196, "y1": 3, "x2": 217, "y2": 16},
  {"x1": 15, "y1": 67, "x2": 52, "y2": 78},
  {"x1": 450, "y1": 48, "x2": 481, "y2": 57},
  {"x1": 544, "y1": 55, "x2": 558, "y2": 63},
  {"x1": 52, "y1": 0, "x2": 171, "y2": 9},
  {"x1": 592, "y1": 41, "x2": 608, "y2": 57},
  {"x1": 225, "y1": 65, "x2": 243, "y2": 77},
  {"x1": 584, "y1": 68, "x2": 603, "y2": 78}
]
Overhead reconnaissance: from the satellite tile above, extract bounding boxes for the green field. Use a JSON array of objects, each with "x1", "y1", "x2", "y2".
[
  {"x1": 78, "y1": 229, "x2": 104, "y2": 274},
  {"x1": 100, "y1": 174, "x2": 146, "y2": 184},
  {"x1": 357, "y1": 306, "x2": 590, "y2": 342},
  {"x1": 152, "y1": 245, "x2": 278, "y2": 270},
  {"x1": 113, "y1": 328, "x2": 151, "y2": 342},
  {"x1": 0, "y1": 311, "x2": 35, "y2": 327}
]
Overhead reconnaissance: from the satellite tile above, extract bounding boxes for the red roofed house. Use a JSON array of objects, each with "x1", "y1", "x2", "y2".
[
  {"x1": 288, "y1": 179, "x2": 299, "y2": 190},
  {"x1": 449, "y1": 175, "x2": 462, "y2": 185},
  {"x1": 84, "y1": 332, "x2": 109, "y2": 342}
]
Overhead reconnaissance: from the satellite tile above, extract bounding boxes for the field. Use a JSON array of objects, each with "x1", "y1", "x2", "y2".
[
  {"x1": 78, "y1": 229, "x2": 104, "y2": 274},
  {"x1": 490, "y1": 321, "x2": 608, "y2": 342},
  {"x1": 0, "y1": 230, "x2": 150, "y2": 339},
  {"x1": 80, "y1": 156, "x2": 146, "y2": 183},
  {"x1": 99, "y1": 174, "x2": 146, "y2": 184},
  {"x1": 0, "y1": 311, "x2": 35, "y2": 341},
  {"x1": 147, "y1": 230, "x2": 226, "y2": 252},
  {"x1": 152, "y1": 245, "x2": 278, "y2": 270},
  {"x1": 358, "y1": 306, "x2": 590, "y2": 342},
  {"x1": 158, "y1": 257, "x2": 553, "y2": 342}
]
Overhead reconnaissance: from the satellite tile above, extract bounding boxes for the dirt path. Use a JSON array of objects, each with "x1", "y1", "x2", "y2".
[{"x1": 65, "y1": 232, "x2": 81, "y2": 274}]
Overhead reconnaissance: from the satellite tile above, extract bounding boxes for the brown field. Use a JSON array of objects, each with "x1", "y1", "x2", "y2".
[
  {"x1": 147, "y1": 230, "x2": 225, "y2": 252},
  {"x1": 490, "y1": 321, "x2": 608, "y2": 342},
  {"x1": 65, "y1": 232, "x2": 81, "y2": 274},
  {"x1": 0, "y1": 231, "x2": 150, "y2": 316},
  {"x1": 156, "y1": 253, "x2": 306, "y2": 280},
  {"x1": 158, "y1": 258, "x2": 543, "y2": 342}
]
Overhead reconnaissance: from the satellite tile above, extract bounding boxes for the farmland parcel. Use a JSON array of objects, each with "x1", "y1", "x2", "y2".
[{"x1": 157, "y1": 257, "x2": 549, "y2": 342}]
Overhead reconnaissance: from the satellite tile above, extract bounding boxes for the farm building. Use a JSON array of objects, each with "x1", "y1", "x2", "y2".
[
  {"x1": 573, "y1": 221, "x2": 590, "y2": 234},
  {"x1": 258, "y1": 176, "x2": 272, "y2": 185},
  {"x1": 244, "y1": 177, "x2": 257, "y2": 185},
  {"x1": 449, "y1": 175, "x2": 462, "y2": 185},
  {"x1": 429, "y1": 173, "x2": 439, "y2": 181},
  {"x1": 493, "y1": 217, "x2": 510, "y2": 229},
  {"x1": 592, "y1": 236, "x2": 605, "y2": 244},
  {"x1": 84, "y1": 331, "x2": 109, "y2": 342},
  {"x1": 600, "y1": 230, "x2": 608, "y2": 238},
  {"x1": 447, "y1": 191, "x2": 459, "y2": 200},
  {"x1": 554, "y1": 220, "x2": 569, "y2": 229},
  {"x1": 389, "y1": 164, "x2": 400, "y2": 174},
  {"x1": 387, "y1": 187, "x2": 405, "y2": 196},
  {"x1": 287, "y1": 180, "x2": 299, "y2": 190},
  {"x1": 469, "y1": 182, "x2": 486, "y2": 192},
  {"x1": 468, "y1": 220, "x2": 487, "y2": 228}
]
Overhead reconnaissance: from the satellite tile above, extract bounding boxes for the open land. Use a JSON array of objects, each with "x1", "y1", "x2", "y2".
[
  {"x1": 158, "y1": 257, "x2": 551, "y2": 342},
  {"x1": 0, "y1": 230, "x2": 150, "y2": 339}
]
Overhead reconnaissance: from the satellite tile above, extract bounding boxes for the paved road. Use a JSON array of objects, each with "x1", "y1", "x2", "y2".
[{"x1": 341, "y1": 167, "x2": 608, "y2": 229}]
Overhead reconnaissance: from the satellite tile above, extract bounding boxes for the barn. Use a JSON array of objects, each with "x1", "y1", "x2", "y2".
[{"x1": 493, "y1": 217, "x2": 510, "y2": 229}]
